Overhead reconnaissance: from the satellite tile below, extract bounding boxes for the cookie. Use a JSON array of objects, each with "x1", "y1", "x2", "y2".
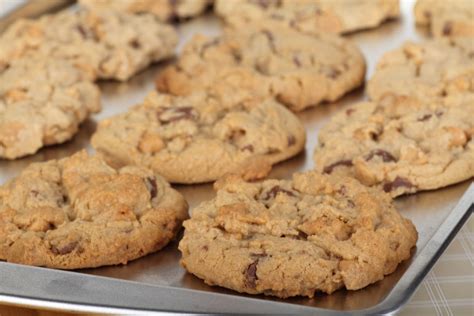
[
  {"x1": 313, "y1": 100, "x2": 474, "y2": 197},
  {"x1": 79, "y1": 0, "x2": 212, "y2": 21},
  {"x1": 215, "y1": 0, "x2": 399, "y2": 35},
  {"x1": 0, "y1": 151, "x2": 188, "y2": 269},
  {"x1": 415, "y1": 0, "x2": 474, "y2": 38},
  {"x1": 367, "y1": 38, "x2": 474, "y2": 106},
  {"x1": 179, "y1": 171, "x2": 417, "y2": 298},
  {"x1": 0, "y1": 9, "x2": 178, "y2": 81},
  {"x1": 91, "y1": 91, "x2": 306, "y2": 184},
  {"x1": 0, "y1": 56, "x2": 101, "y2": 160},
  {"x1": 156, "y1": 25, "x2": 365, "y2": 112}
]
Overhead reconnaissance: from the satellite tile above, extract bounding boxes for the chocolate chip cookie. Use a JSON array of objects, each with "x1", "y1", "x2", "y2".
[
  {"x1": 367, "y1": 38, "x2": 474, "y2": 107},
  {"x1": 156, "y1": 25, "x2": 365, "y2": 111},
  {"x1": 0, "y1": 56, "x2": 101, "y2": 160},
  {"x1": 91, "y1": 91, "x2": 306, "y2": 184},
  {"x1": 179, "y1": 171, "x2": 417, "y2": 298},
  {"x1": 79, "y1": 0, "x2": 212, "y2": 21},
  {"x1": 215, "y1": 0, "x2": 399, "y2": 35},
  {"x1": 415, "y1": 0, "x2": 474, "y2": 38},
  {"x1": 0, "y1": 9, "x2": 178, "y2": 81},
  {"x1": 0, "y1": 151, "x2": 188, "y2": 269},
  {"x1": 313, "y1": 100, "x2": 474, "y2": 197}
]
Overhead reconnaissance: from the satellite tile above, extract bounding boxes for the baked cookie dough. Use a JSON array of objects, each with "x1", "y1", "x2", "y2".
[
  {"x1": 0, "y1": 151, "x2": 188, "y2": 269},
  {"x1": 415, "y1": 0, "x2": 474, "y2": 38},
  {"x1": 179, "y1": 171, "x2": 417, "y2": 298},
  {"x1": 156, "y1": 25, "x2": 365, "y2": 112},
  {"x1": 215, "y1": 0, "x2": 399, "y2": 35},
  {"x1": 91, "y1": 91, "x2": 306, "y2": 184},
  {"x1": 79, "y1": 0, "x2": 212, "y2": 21},
  {"x1": 0, "y1": 56, "x2": 101, "y2": 160},
  {"x1": 313, "y1": 100, "x2": 474, "y2": 197},
  {"x1": 0, "y1": 9, "x2": 178, "y2": 81},
  {"x1": 367, "y1": 38, "x2": 474, "y2": 106}
]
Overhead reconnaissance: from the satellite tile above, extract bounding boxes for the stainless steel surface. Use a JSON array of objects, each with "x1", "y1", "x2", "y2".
[{"x1": 0, "y1": 0, "x2": 473, "y2": 314}]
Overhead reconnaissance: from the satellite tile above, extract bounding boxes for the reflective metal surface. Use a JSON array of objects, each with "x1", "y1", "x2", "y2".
[{"x1": 0, "y1": 0, "x2": 473, "y2": 314}]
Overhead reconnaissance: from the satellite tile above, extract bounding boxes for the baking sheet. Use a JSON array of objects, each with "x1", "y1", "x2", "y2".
[{"x1": 0, "y1": 0, "x2": 473, "y2": 314}]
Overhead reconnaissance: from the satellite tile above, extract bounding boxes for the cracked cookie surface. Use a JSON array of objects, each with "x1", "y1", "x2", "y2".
[
  {"x1": 215, "y1": 0, "x2": 399, "y2": 35},
  {"x1": 415, "y1": 0, "x2": 474, "y2": 38},
  {"x1": 156, "y1": 25, "x2": 365, "y2": 112},
  {"x1": 0, "y1": 56, "x2": 101, "y2": 160},
  {"x1": 0, "y1": 9, "x2": 178, "y2": 81},
  {"x1": 80, "y1": 0, "x2": 212, "y2": 21},
  {"x1": 179, "y1": 171, "x2": 417, "y2": 298},
  {"x1": 91, "y1": 91, "x2": 306, "y2": 184},
  {"x1": 313, "y1": 100, "x2": 474, "y2": 197},
  {"x1": 0, "y1": 151, "x2": 188, "y2": 269},
  {"x1": 367, "y1": 38, "x2": 474, "y2": 106}
]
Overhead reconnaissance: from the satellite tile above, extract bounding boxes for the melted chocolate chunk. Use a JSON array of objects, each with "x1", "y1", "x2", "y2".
[
  {"x1": 383, "y1": 176, "x2": 416, "y2": 193},
  {"x1": 287, "y1": 135, "x2": 296, "y2": 146},
  {"x1": 365, "y1": 149, "x2": 397, "y2": 163},
  {"x1": 264, "y1": 186, "x2": 296, "y2": 200},
  {"x1": 145, "y1": 177, "x2": 158, "y2": 199},
  {"x1": 442, "y1": 21, "x2": 453, "y2": 35},
  {"x1": 51, "y1": 241, "x2": 78, "y2": 255},
  {"x1": 245, "y1": 260, "x2": 259, "y2": 288},
  {"x1": 129, "y1": 39, "x2": 141, "y2": 49},
  {"x1": 418, "y1": 114, "x2": 432, "y2": 122},
  {"x1": 158, "y1": 107, "x2": 198, "y2": 124},
  {"x1": 323, "y1": 159, "x2": 353, "y2": 174}
]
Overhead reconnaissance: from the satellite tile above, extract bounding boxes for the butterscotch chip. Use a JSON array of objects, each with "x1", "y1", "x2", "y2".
[
  {"x1": 156, "y1": 24, "x2": 365, "y2": 112},
  {"x1": 91, "y1": 91, "x2": 306, "y2": 184},
  {"x1": 214, "y1": 0, "x2": 399, "y2": 34},
  {"x1": 79, "y1": 0, "x2": 212, "y2": 21},
  {"x1": 0, "y1": 151, "x2": 188, "y2": 269},
  {"x1": 179, "y1": 172, "x2": 417, "y2": 298},
  {"x1": 313, "y1": 99, "x2": 474, "y2": 197}
]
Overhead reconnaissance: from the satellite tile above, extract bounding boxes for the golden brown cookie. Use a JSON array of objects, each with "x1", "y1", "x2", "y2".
[
  {"x1": 179, "y1": 171, "x2": 417, "y2": 298},
  {"x1": 0, "y1": 151, "x2": 188, "y2": 269}
]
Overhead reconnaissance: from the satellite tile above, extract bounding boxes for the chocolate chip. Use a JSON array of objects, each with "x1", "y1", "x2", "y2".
[
  {"x1": 262, "y1": 30, "x2": 276, "y2": 52},
  {"x1": 418, "y1": 114, "x2": 432, "y2": 122},
  {"x1": 297, "y1": 230, "x2": 308, "y2": 240},
  {"x1": 424, "y1": 10, "x2": 431, "y2": 18},
  {"x1": 287, "y1": 135, "x2": 296, "y2": 146},
  {"x1": 202, "y1": 245, "x2": 209, "y2": 251},
  {"x1": 323, "y1": 159, "x2": 353, "y2": 174},
  {"x1": 347, "y1": 199, "x2": 355, "y2": 208},
  {"x1": 264, "y1": 186, "x2": 295, "y2": 200},
  {"x1": 365, "y1": 149, "x2": 397, "y2": 163},
  {"x1": 200, "y1": 38, "x2": 220, "y2": 55},
  {"x1": 326, "y1": 67, "x2": 341, "y2": 79},
  {"x1": 270, "y1": 13, "x2": 284, "y2": 20},
  {"x1": 346, "y1": 108, "x2": 355, "y2": 116},
  {"x1": 442, "y1": 21, "x2": 453, "y2": 35},
  {"x1": 129, "y1": 39, "x2": 141, "y2": 49},
  {"x1": 435, "y1": 110, "x2": 444, "y2": 117},
  {"x1": 158, "y1": 107, "x2": 198, "y2": 124},
  {"x1": 51, "y1": 241, "x2": 78, "y2": 255},
  {"x1": 30, "y1": 190, "x2": 39, "y2": 197},
  {"x1": 251, "y1": 0, "x2": 281, "y2": 8},
  {"x1": 250, "y1": 253, "x2": 268, "y2": 258},
  {"x1": 145, "y1": 177, "x2": 158, "y2": 199},
  {"x1": 383, "y1": 176, "x2": 416, "y2": 193},
  {"x1": 76, "y1": 25, "x2": 88, "y2": 39},
  {"x1": 241, "y1": 144, "x2": 254, "y2": 152},
  {"x1": 245, "y1": 260, "x2": 259, "y2": 288},
  {"x1": 293, "y1": 55, "x2": 302, "y2": 67}
]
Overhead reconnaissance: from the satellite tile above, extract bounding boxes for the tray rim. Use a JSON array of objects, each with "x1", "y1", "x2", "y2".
[{"x1": 0, "y1": 184, "x2": 472, "y2": 315}]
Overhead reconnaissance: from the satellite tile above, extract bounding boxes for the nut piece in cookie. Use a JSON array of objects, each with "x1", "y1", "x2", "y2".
[
  {"x1": 91, "y1": 91, "x2": 306, "y2": 184},
  {"x1": 0, "y1": 150, "x2": 188, "y2": 269},
  {"x1": 179, "y1": 171, "x2": 417, "y2": 298},
  {"x1": 314, "y1": 99, "x2": 474, "y2": 197},
  {"x1": 156, "y1": 24, "x2": 365, "y2": 112}
]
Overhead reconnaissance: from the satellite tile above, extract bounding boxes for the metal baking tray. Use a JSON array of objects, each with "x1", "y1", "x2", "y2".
[{"x1": 0, "y1": 0, "x2": 473, "y2": 314}]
